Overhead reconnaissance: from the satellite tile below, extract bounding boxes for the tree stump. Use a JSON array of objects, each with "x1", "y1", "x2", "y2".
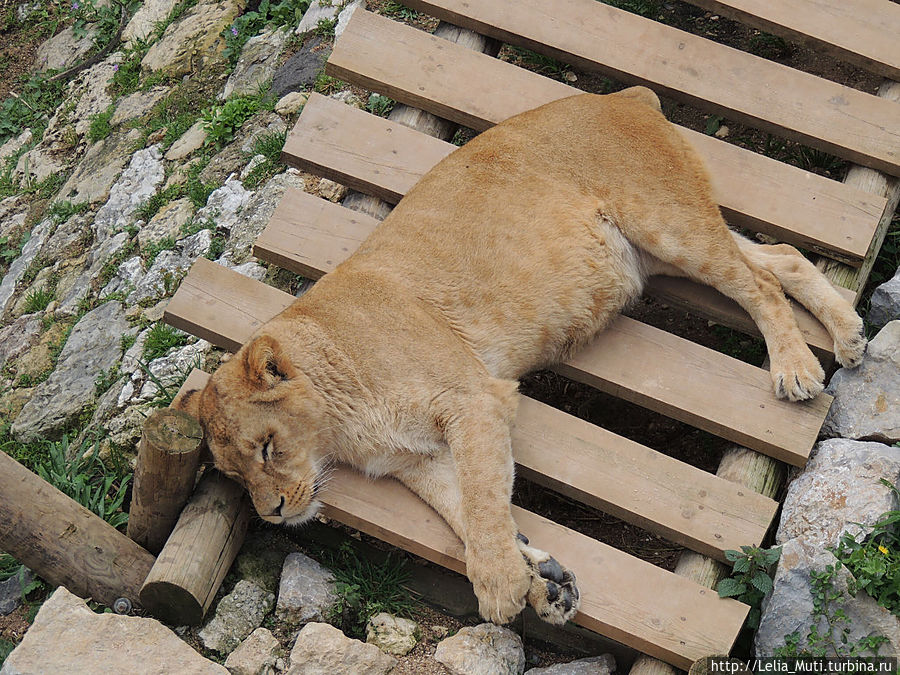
[{"x1": 127, "y1": 408, "x2": 204, "y2": 554}]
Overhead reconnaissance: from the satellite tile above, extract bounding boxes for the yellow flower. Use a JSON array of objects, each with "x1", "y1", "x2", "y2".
[{"x1": 878, "y1": 545, "x2": 889, "y2": 555}]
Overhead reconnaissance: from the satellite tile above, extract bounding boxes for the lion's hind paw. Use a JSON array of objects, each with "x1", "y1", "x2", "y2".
[{"x1": 517, "y1": 538, "x2": 580, "y2": 625}]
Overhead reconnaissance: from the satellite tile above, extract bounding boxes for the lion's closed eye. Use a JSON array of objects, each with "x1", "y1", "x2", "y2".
[{"x1": 261, "y1": 435, "x2": 273, "y2": 462}]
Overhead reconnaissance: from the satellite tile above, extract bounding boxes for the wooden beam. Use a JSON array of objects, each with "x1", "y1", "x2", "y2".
[{"x1": 0, "y1": 450, "x2": 155, "y2": 608}]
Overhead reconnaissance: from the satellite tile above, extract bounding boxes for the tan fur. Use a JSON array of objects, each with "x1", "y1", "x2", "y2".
[{"x1": 179, "y1": 89, "x2": 866, "y2": 625}]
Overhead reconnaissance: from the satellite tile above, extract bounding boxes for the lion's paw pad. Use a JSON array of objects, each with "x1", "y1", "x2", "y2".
[{"x1": 518, "y1": 540, "x2": 580, "y2": 625}]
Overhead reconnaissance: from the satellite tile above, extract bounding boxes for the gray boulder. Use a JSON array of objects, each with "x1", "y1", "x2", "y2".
[
  {"x1": 93, "y1": 143, "x2": 165, "y2": 242},
  {"x1": 57, "y1": 231, "x2": 129, "y2": 313},
  {"x1": 122, "y1": 0, "x2": 179, "y2": 45},
  {"x1": 138, "y1": 198, "x2": 195, "y2": 249},
  {"x1": 0, "y1": 568, "x2": 33, "y2": 616},
  {"x1": 296, "y1": 2, "x2": 339, "y2": 35},
  {"x1": 0, "y1": 586, "x2": 228, "y2": 674},
  {"x1": 286, "y1": 622, "x2": 397, "y2": 675},
  {"x1": 223, "y1": 27, "x2": 290, "y2": 99},
  {"x1": 196, "y1": 175, "x2": 254, "y2": 233},
  {"x1": 35, "y1": 25, "x2": 96, "y2": 72},
  {"x1": 11, "y1": 301, "x2": 132, "y2": 441},
  {"x1": 822, "y1": 321, "x2": 900, "y2": 444},
  {"x1": 525, "y1": 655, "x2": 616, "y2": 675},
  {"x1": 756, "y1": 438, "x2": 900, "y2": 656},
  {"x1": 276, "y1": 552, "x2": 337, "y2": 625},
  {"x1": 199, "y1": 580, "x2": 276, "y2": 654},
  {"x1": 0, "y1": 218, "x2": 52, "y2": 318},
  {"x1": 365, "y1": 612, "x2": 418, "y2": 656},
  {"x1": 869, "y1": 267, "x2": 900, "y2": 329},
  {"x1": 110, "y1": 86, "x2": 170, "y2": 127},
  {"x1": 272, "y1": 36, "x2": 329, "y2": 97},
  {"x1": 0, "y1": 315, "x2": 43, "y2": 372},
  {"x1": 224, "y1": 627, "x2": 281, "y2": 675},
  {"x1": 57, "y1": 129, "x2": 144, "y2": 205},
  {"x1": 434, "y1": 623, "x2": 526, "y2": 675}
]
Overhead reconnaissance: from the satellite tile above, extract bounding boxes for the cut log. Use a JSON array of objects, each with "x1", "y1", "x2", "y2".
[
  {"x1": 139, "y1": 470, "x2": 251, "y2": 625},
  {"x1": 127, "y1": 408, "x2": 204, "y2": 555},
  {"x1": 0, "y1": 450, "x2": 155, "y2": 608}
]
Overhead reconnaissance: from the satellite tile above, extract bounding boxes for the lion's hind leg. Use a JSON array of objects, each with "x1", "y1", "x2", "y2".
[
  {"x1": 730, "y1": 234, "x2": 866, "y2": 368},
  {"x1": 627, "y1": 209, "x2": 824, "y2": 401}
]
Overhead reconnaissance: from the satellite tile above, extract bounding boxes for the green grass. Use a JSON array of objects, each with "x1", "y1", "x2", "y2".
[
  {"x1": 47, "y1": 200, "x2": 88, "y2": 225},
  {"x1": 21, "y1": 287, "x2": 54, "y2": 314},
  {"x1": 242, "y1": 128, "x2": 287, "y2": 188},
  {"x1": 87, "y1": 105, "x2": 116, "y2": 142},
  {"x1": 143, "y1": 322, "x2": 188, "y2": 361},
  {"x1": 313, "y1": 71, "x2": 345, "y2": 95},
  {"x1": 325, "y1": 542, "x2": 414, "y2": 640}
]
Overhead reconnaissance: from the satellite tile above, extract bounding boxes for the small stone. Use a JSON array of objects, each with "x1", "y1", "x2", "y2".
[
  {"x1": 822, "y1": 321, "x2": 900, "y2": 444},
  {"x1": 714, "y1": 125, "x2": 730, "y2": 138},
  {"x1": 0, "y1": 129, "x2": 33, "y2": 164},
  {"x1": 199, "y1": 580, "x2": 276, "y2": 655},
  {"x1": 35, "y1": 25, "x2": 96, "y2": 72},
  {"x1": 241, "y1": 154, "x2": 267, "y2": 181},
  {"x1": 224, "y1": 627, "x2": 280, "y2": 675},
  {"x1": 223, "y1": 27, "x2": 290, "y2": 99},
  {"x1": 110, "y1": 86, "x2": 170, "y2": 127},
  {"x1": 525, "y1": 654, "x2": 616, "y2": 675},
  {"x1": 1, "y1": 586, "x2": 228, "y2": 673},
  {"x1": 142, "y1": 0, "x2": 244, "y2": 77},
  {"x1": 271, "y1": 36, "x2": 329, "y2": 97},
  {"x1": 276, "y1": 552, "x2": 337, "y2": 625},
  {"x1": 365, "y1": 612, "x2": 418, "y2": 656},
  {"x1": 275, "y1": 92, "x2": 309, "y2": 116},
  {"x1": 196, "y1": 176, "x2": 254, "y2": 233},
  {"x1": 434, "y1": 624, "x2": 526, "y2": 675},
  {"x1": 334, "y1": 0, "x2": 364, "y2": 41},
  {"x1": 166, "y1": 120, "x2": 208, "y2": 161},
  {"x1": 0, "y1": 567, "x2": 34, "y2": 616},
  {"x1": 431, "y1": 625, "x2": 449, "y2": 639},
  {"x1": 295, "y1": 2, "x2": 339, "y2": 35},
  {"x1": 317, "y1": 177, "x2": 348, "y2": 202},
  {"x1": 330, "y1": 90, "x2": 364, "y2": 109},
  {"x1": 286, "y1": 622, "x2": 397, "y2": 675},
  {"x1": 564, "y1": 71, "x2": 578, "y2": 82}
]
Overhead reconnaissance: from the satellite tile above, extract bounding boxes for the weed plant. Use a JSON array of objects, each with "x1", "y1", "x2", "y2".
[
  {"x1": 47, "y1": 200, "x2": 88, "y2": 224},
  {"x1": 325, "y1": 542, "x2": 414, "y2": 639},
  {"x1": 21, "y1": 287, "x2": 54, "y2": 314},
  {"x1": 87, "y1": 105, "x2": 115, "y2": 142},
  {"x1": 381, "y1": 1, "x2": 420, "y2": 22},
  {"x1": 222, "y1": 0, "x2": 311, "y2": 67},
  {"x1": 242, "y1": 129, "x2": 288, "y2": 188},
  {"x1": 202, "y1": 91, "x2": 274, "y2": 149},
  {"x1": 366, "y1": 94, "x2": 394, "y2": 118},
  {"x1": 717, "y1": 545, "x2": 780, "y2": 630},
  {"x1": 143, "y1": 322, "x2": 188, "y2": 361}
]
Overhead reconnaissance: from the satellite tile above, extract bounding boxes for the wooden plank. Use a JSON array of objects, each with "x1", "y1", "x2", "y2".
[
  {"x1": 323, "y1": 14, "x2": 888, "y2": 265},
  {"x1": 684, "y1": 0, "x2": 900, "y2": 82},
  {"x1": 168, "y1": 257, "x2": 826, "y2": 468},
  {"x1": 275, "y1": 99, "x2": 855, "y2": 353},
  {"x1": 391, "y1": 1, "x2": 900, "y2": 176},
  {"x1": 173, "y1": 366, "x2": 751, "y2": 668},
  {"x1": 166, "y1": 260, "x2": 778, "y2": 558}
]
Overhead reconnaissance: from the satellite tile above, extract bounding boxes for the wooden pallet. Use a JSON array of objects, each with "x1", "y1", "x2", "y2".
[{"x1": 165, "y1": 0, "x2": 898, "y2": 668}]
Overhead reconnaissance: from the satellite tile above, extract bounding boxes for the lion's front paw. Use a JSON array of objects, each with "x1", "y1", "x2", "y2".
[
  {"x1": 468, "y1": 546, "x2": 530, "y2": 625},
  {"x1": 517, "y1": 535, "x2": 580, "y2": 625},
  {"x1": 833, "y1": 322, "x2": 867, "y2": 369}
]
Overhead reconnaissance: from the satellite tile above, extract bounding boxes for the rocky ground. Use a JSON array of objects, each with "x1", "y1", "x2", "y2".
[{"x1": 0, "y1": 0, "x2": 899, "y2": 671}]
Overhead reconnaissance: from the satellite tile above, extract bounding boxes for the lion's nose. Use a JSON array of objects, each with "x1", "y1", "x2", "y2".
[{"x1": 275, "y1": 495, "x2": 285, "y2": 517}]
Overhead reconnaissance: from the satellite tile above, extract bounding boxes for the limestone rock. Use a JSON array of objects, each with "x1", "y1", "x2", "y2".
[
  {"x1": 755, "y1": 538, "x2": 900, "y2": 657},
  {"x1": 434, "y1": 624, "x2": 526, "y2": 675},
  {"x1": 869, "y1": 267, "x2": 900, "y2": 329},
  {"x1": 199, "y1": 580, "x2": 276, "y2": 654},
  {"x1": 276, "y1": 552, "x2": 337, "y2": 625},
  {"x1": 35, "y1": 25, "x2": 96, "y2": 72},
  {"x1": 93, "y1": 143, "x2": 165, "y2": 241},
  {"x1": 224, "y1": 627, "x2": 281, "y2": 675},
  {"x1": 330, "y1": 90, "x2": 364, "y2": 109},
  {"x1": 777, "y1": 438, "x2": 900, "y2": 548},
  {"x1": 0, "y1": 315, "x2": 42, "y2": 371},
  {"x1": 198, "y1": 114, "x2": 284, "y2": 186},
  {"x1": 137, "y1": 339, "x2": 211, "y2": 401},
  {"x1": 317, "y1": 177, "x2": 348, "y2": 202},
  {"x1": 10, "y1": 321, "x2": 69, "y2": 383},
  {"x1": 40, "y1": 213, "x2": 92, "y2": 264},
  {"x1": 110, "y1": 86, "x2": 170, "y2": 127},
  {"x1": 138, "y1": 198, "x2": 195, "y2": 249},
  {"x1": 64, "y1": 55, "x2": 123, "y2": 140},
  {"x1": 0, "y1": 129, "x2": 33, "y2": 164},
  {"x1": 271, "y1": 36, "x2": 329, "y2": 97},
  {"x1": 166, "y1": 120, "x2": 207, "y2": 161},
  {"x1": 122, "y1": 0, "x2": 178, "y2": 44},
  {"x1": 822, "y1": 321, "x2": 900, "y2": 444},
  {"x1": 142, "y1": 0, "x2": 245, "y2": 77},
  {"x1": 296, "y1": 2, "x2": 339, "y2": 35},
  {"x1": 234, "y1": 531, "x2": 293, "y2": 594},
  {"x1": 525, "y1": 655, "x2": 616, "y2": 675},
  {"x1": 275, "y1": 92, "x2": 309, "y2": 116},
  {"x1": 226, "y1": 170, "x2": 305, "y2": 262},
  {"x1": 100, "y1": 255, "x2": 146, "y2": 299},
  {"x1": 196, "y1": 175, "x2": 254, "y2": 233},
  {"x1": 335, "y1": 0, "x2": 364, "y2": 41},
  {"x1": 11, "y1": 301, "x2": 132, "y2": 441},
  {"x1": 57, "y1": 231, "x2": 129, "y2": 313},
  {"x1": 127, "y1": 248, "x2": 191, "y2": 305},
  {"x1": 180, "y1": 228, "x2": 214, "y2": 259},
  {"x1": 0, "y1": 587, "x2": 228, "y2": 674},
  {"x1": 286, "y1": 622, "x2": 397, "y2": 675},
  {"x1": 216, "y1": 257, "x2": 268, "y2": 281},
  {"x1": 223, "y1": 27, "x2": 290, "y2": 99},
  {"x1": 57, "y1": 129, "x2": 144, "y2": 205},
  {"x1": 365, "y1": 612, "x2": 418, "y2": 656},
  {"x1": 0, "y1": 218, "x2": 51, "y2": 318}
]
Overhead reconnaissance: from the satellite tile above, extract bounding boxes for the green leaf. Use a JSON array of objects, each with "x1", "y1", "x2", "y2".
[
  {"x1": 733, "y1": 556, "x2": 751, "y2": 573},
  {"x1": 751, "y1": 570, "x2": 774, "y2": 594},
  {"x1": 717, "y1": 577, "x2": 747, "y2": 598}
]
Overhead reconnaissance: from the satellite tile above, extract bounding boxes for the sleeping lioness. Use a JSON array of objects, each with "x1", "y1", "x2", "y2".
[{"x1": 178, "y1": 88, "x2": 866, "y2": 626}]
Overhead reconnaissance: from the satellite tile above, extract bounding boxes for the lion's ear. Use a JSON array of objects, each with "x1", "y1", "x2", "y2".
[
  {"x1": 242, "y1": 335, "x2": 296, "y2": 388},
  {"x1": 173, "y1": 387, "x2": 202, "y2": 417}
]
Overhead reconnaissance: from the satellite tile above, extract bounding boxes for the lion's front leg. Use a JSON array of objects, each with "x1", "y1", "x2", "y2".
[{"x1": 402, "y1": 379, "x2": 579, "y2": 625}]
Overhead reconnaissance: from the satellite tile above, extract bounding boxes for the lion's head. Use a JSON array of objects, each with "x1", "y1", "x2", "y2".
[{"x1": 179, "y1": 334, "x2": 333, "y2": 526}]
